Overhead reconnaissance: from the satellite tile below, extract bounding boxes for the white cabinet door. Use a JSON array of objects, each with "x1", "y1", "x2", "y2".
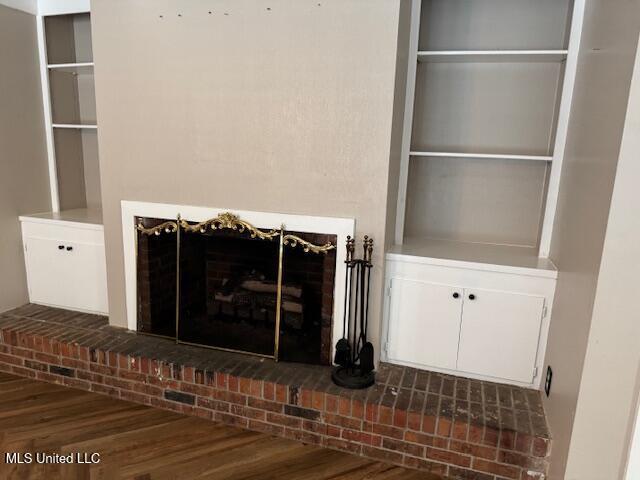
[
  {"x1": 25, "y1": 236, "x2": 108, "y2": 314},
  {"x1": 457, "y1": 289, "x2": 544, "y2": 383},
  {"x1": 387, "y1": 278, "x2": 463, "y2": 370}
]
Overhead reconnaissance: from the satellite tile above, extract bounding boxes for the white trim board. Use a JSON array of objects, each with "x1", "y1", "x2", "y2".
[
  {"x1": 0, "y1": 0, "x2": 37, "y2": 14},
  {"x1": 37, "y1": 0, "x2": 88, "y2": 16},
  {"x1": 121, "y1": 200, "x2": 355, "y2": 359}
]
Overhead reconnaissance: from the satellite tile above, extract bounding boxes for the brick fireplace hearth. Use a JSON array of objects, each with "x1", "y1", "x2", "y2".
[{"x1": 0, "y1": 304, "x2": 550, "y2": 480}]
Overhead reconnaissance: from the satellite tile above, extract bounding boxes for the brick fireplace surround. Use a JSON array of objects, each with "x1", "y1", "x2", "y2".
[{"x1": 0, "y1": 304, "x2": 550, "y2": 480}]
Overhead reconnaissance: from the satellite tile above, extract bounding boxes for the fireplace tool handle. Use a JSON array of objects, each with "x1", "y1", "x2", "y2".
[
  {"x1": 334, "y1": 236, "x2": 355, "y2": 366},
  {"x1": 331, "y1": 235, "x2": 375, "y2": 388}
]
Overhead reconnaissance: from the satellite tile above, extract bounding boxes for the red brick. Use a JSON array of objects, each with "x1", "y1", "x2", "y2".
[
  {"x1": 10, "y1": 346, "x2": 34, "y2": 359},
  {"x1": 91, "y1": 383, "x2": 120, "y2": 397},
  {"x1": 247, "y1": 397, "x2": 283, "y2": 413},
  {"x1": 422, "y1": 414, "x2": 436, "y2": 434},
  {"x1": 275, "y1": 383, "x2": 287, "y2": 403},
  {"x1": 228, "y1": 375, "x2": 239, "y2": 392},
  {"x1": 449, "y1": 440, "x2": 497, "y2": 461},
  {"x1": 118, "y1": 369, "x2": 147, "y2": 383},
  {"x1": 216, "y1": 412, "x2": 248, "y2": 429},
  {"x1": 325, "y1": 437, "x2": 361, "y2": 455},
  {"x1": 263, "y1": 381, "x2": 275, "y2": 401},
  {"x1": 469, "y1": 424, "x2": 484, "y2": 444},
  {"x1": 370, "y1": 423, "x2": 404, "y2": 440},
  {"x1": 482, "y1": 428, "x2": 498, "y2": 448},
  {"x1": 514, "y1": 432, "x2": 533, "y2": 453},
  {"x1": 231, "y1": 405, "x2": 266, "y2": 421},
  {"x1": 182, "y1": 366, "x2": 195, "y2": 383},
  {"x1": 325, "y1": 394, "x2": 339, "y2": 413},
  {"x1": 215, "y1": 372, "x2": 228, "y2": 389},
  {"x1": 213, "y1": 390, "x2": 247, "y2": 406},
  {"x1": 300, "y1": 388, "x2": 313, "y2": 408},
  {"x1": 393, "y1": 408, "x2": 407, "y2": 428},
  {"x1": 197, "y1": 397, "x2": 230, "y2": 412},
  {"x1": 61, "y1": 377, "x2": 91, "y2": 391},
  {"x1": 404, "y1": 456, "x2": 449, "y2": 476},
  {"x1": 498, "y1": 450, "x2": 547, "y2": 472},
  {"x1": 33, "y1": 352, "x2": 58, "y2": 364},
  {"x1": 407, "y1": 411, "x2": 422, "y2": 431},
  {"x1": 284, "y1": 428, "x2": 321, "y2": 445},
  {"x1": 342, "y1": 429, "x2": 381, "y2": 447},
  {"x1": 0, "y1": 353, "x2": 23, "y2": 366},
  {"x1": 382, "y1": 437, "x2": 424, "y2": 457},
  {"x1": 352, "y1": 400, "x2": 364, "y2": 419},
  {"x1": 131, "y1": 382, "x2": 162, "y2": 397},
  {"x1": 426, "y1": 447, "x2": 471, "y2": 468},
  {"x1": 180, "y1": 383, "x2": 212, "y2": 397},
  {"x1": 324, "y1": 413, "x2": 361, "y2": 430},
  {"x1": 472, "y1": 458, "x2": 520, "y2": 479},
  {"x1": 452, "y1": 420, "x2": 468, "y2": 441},
  {"x1": 248, "y1": 419, "x2": 283, "y2": 436},
  {"x1": 378, "y1": 405, "x2": 393, "y2": 425},
  {"x1": 437, "y1": 417, "x2": 452, "y2": 437},
  {"x1": 311, "y1": 391, "x2": 324, "y2": 411},
  {"x1": 338, "y1": 397, "x2": 351, "y2": 416},
  {"x1": 365, "y1": 402, "x2": 378, "y2": 422},
  {"x1": 500, "y1": 430, "x2": 516, "y2": 450},
  {"x1": 404, "y1": 430, "x2": 436, "y2": 446},
  {"x1": 302, "y1": 420, "x2": 327, "y2": 435},
  {"x1": 249, "y1": 379, "x2": 263, "y2": 398},
  {"x1": 239, "y1": 377, "x2": 252, "y2": 395},
  {"x1": 532, "y1": 437, "x2": 550, "y2": 457},
  {"x1": 266, "y1": 412, "x2": 302, "y2": 428}
]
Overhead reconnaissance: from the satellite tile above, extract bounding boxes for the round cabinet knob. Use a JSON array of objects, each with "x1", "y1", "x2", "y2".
[
  {"x1": 468, "y1": 294, "x2": 476, "y2": 300},
  {"x1": 453, "y1": 292, "x2": 460, "y2": 299},
  {"x1": 66, "y1": 246, "x2": 73, "y2": 251},
  {"x1": 58, "y1": 245, "x2": 64, "y2": 250}
]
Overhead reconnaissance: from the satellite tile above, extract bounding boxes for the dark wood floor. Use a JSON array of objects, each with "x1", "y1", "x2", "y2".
[{"x1": 0, "y1": 373, "x2": 439, "y2": 480}]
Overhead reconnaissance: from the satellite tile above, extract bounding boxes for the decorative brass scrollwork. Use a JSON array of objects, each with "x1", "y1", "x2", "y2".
[
  {"x1": 136, "y1": 220, "x2": 178, "y2": 236},
  {"x1": 179, "y1": 212, "x2": 280, "y2": 241},
  {"x1": 136, "y1": 212, "x2": 337, "y2": 254},
  {"x1": 283, "y1": 234, "x2": 336, "y2": 254}
]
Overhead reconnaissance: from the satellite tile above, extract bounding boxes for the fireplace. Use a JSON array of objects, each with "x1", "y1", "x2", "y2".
[{"x1": 134, "y1": 210, "x2": 342, "y2": 366}]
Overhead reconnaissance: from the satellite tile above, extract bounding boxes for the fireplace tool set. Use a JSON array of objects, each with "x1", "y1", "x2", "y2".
[{"x1": 332, "y1": 235, "x2": 376, "y2": 389}]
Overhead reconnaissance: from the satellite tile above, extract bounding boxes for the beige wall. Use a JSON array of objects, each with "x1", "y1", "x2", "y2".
[
  {"x1": 0, "y1": 5, "x2": 50, "y2": 312},
  {"x1": 92, "y1": 0, "x2": 401, "y2": 357},
  {"x1": 564, "y1": 36, "x2": 640, "y2": 480},
  {"x1": 543, "y1": 1, "x2": 640, "y2": 478}
]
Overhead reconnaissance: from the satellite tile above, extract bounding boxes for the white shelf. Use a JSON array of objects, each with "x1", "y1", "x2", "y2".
[
  {"x1": 409, "y1": 151, "x2": 553, "y2": 162},
  {"x1": 53, "y1": 123, "x2": 97, "y2": 130},
  {"x1": 47, "y1": 62, "x2": 94, "y2": 74},
  {"x1": 417, "y1": 50, "x2": 568, "y2": 63},
  {"x1": 387, "y1": 237, "x2": 557, "y2": 279},
  {"x1": 19, "y1": 208, "x2": 103, "y2": 230}
]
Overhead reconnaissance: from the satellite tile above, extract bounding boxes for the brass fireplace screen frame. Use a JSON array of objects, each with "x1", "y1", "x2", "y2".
[{"x1": 135, "y1": 212, "x2": 336, "y2": 361}]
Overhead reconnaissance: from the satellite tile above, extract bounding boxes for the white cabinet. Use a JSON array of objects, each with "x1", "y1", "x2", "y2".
[
  {"x1": 387, "y1": 279, "x2": 462, "y2": 370},
  {"x1": 20, "y1": 211, "x2": 108, "y2": 315},
  {"x1": 457, "y1": 289, "x2": 545, "y2": 383},
  {"x1": 384, "y1": 253, "x2": 556, "y2": 387}
]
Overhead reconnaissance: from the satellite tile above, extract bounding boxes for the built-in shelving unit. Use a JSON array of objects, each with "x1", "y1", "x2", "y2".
[
  {"x1": 394, "y1": 0, "x2": 584, "y2": 266},
  {"x1": 37, "y1": 6, "x2": 101, "y2": 216}
]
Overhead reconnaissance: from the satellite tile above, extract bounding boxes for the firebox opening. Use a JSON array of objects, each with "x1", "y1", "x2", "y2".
[{"x1": 136, "y1": 216, "x2": 337, "y2": 366}]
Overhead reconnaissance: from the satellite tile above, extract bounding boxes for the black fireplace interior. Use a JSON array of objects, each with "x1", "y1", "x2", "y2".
[{"x1": 136, "y1": 217, "x2": 337, "y2": 365}]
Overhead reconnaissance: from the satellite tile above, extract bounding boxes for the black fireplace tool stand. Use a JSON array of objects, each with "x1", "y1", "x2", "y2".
[{"x1": 332, "y1": 236, "x2": 375, "y2": 389}]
